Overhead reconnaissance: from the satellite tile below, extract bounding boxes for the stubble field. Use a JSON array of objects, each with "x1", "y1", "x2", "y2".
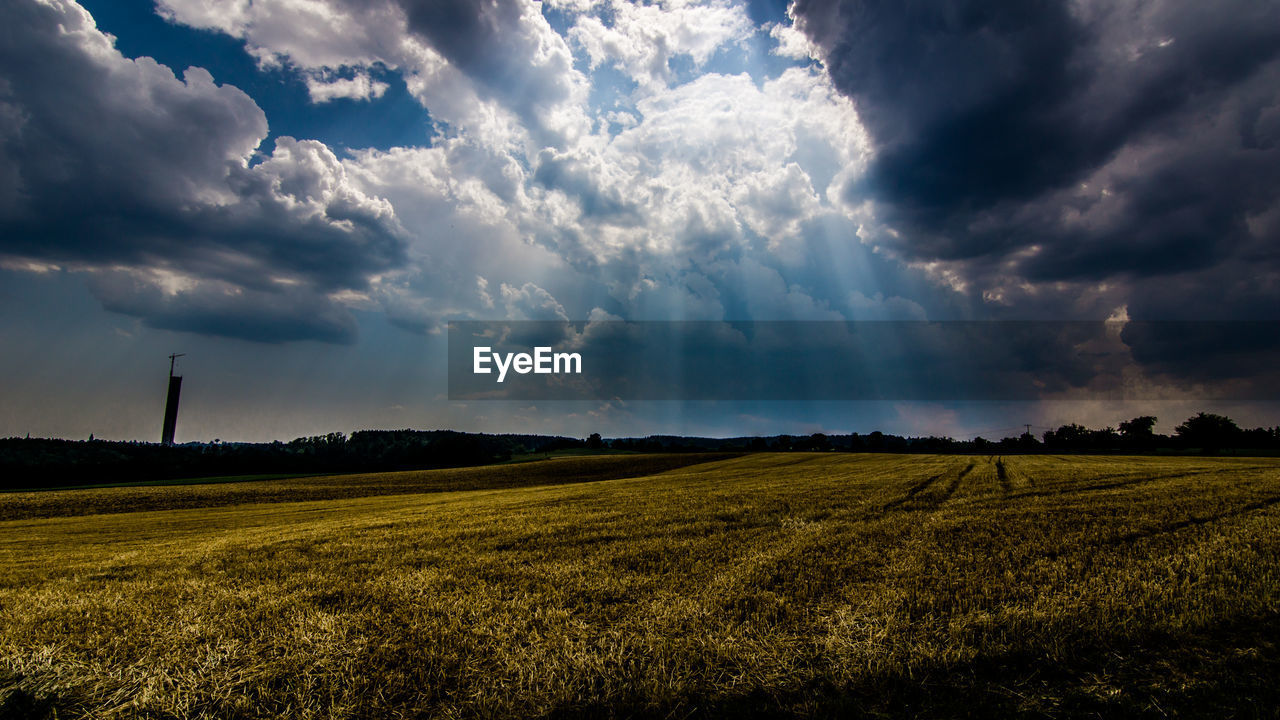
[{"x1": 2, "y1": 453, "x2": 1278, "y2": 718}]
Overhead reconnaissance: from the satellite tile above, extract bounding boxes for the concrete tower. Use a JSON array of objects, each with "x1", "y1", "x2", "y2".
[{"x1": 161, "y1": 353, "x2": 184, "y2": 445}]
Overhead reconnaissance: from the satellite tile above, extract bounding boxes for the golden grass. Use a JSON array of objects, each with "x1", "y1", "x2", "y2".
[
  {"x1": 0, "y1": 454, "x2": 735, "y2": 521},
  {"x1": 1, "y1": 453, "x2": 1279, "y2": 718}
]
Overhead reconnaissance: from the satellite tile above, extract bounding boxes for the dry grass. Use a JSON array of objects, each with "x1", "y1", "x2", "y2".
[
  {"x1": 0, "y1": 454, "x2": 735, "y2": 521},
  {"x1": 1, "y1": 453, "x2": 1279, "y2": 718}
]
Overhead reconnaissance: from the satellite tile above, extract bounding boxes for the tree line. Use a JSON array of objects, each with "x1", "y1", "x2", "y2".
[
  {"x1": 605, "y1": 412, "x2": 1280, "y2": 455},
  {"x1": 0, "y1": 430, "x2": 585, "y2": 490},
  {"x1": 3, "y1": 412, "x2": 1277, "y2": 490}
]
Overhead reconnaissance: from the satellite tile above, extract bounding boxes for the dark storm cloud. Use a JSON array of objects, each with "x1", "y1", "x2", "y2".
[
  {"x1": 0, "y1": 0, "x2": 405, "y2": 343},
  {"x1": 791, "y1": 0, "x2": 1280, "y2": 293},
  {"x1": 1119, "y1": 321, "x2": 1280, "y2": 388},
  {"x1": 88, "y1": 269, "x2": 360, "y2": 344}
]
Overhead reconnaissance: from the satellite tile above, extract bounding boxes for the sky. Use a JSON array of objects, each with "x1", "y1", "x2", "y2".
[{"x1": 1, "y1": 0, "x2": 1278, "y2": 442}]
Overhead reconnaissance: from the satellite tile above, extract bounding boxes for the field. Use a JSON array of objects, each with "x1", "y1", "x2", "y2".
[{"x1": 2, "y1": 453, "x2": 1279, "y2": 718}]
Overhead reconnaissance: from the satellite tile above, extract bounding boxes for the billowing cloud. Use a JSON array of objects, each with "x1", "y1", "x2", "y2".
[
  {"x1": 7, "y1": 0, "x2": 1276, "y2": 385},
  {"x1": 158, "y1": 0, "x2": 591, "y2": 148},
  {"x1": 164, "y1": 0, "x2": 908, "y2": 328},
  {"x1": 0, "y1": 0, "x2": 405, "y2": 343},
  {"x1": 507, "y1": 66, "x2": 882, "y2": 317},
  {"x1": 568, "y1": 0, "x2": 753, "y2": 90},
  {"x1": 304, "y1": 69, "x2": 389, "y2": 103},
  {"x1": 25, "y1": 0, "x2": 937, "y2": 340}
]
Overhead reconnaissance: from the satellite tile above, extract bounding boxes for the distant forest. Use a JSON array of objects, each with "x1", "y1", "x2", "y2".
[{"x1": 3, "y1": 412, "x2": 1278, "y2": 490}]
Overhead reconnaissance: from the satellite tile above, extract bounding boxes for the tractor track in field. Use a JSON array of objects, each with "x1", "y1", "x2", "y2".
[
  {"x1": 1001, "y1": 468, "x2": 1227, "y2": 502},
  {"x1": 881, "y1": 472, "x2": 945, "y2": 511},
  {"x1": 880, "y1": 462, "x2": 972, "y2": 512},
  {"x1": 995, "y1": 458, "x2": 1011, "y2": 495},
  {"x1": 1041, "y1": 494, "x2": 1280, "y2": 560},
  {"x1": 712, "y1": 462, "x2": 978, "y2": 604},
  {"x1": 1104, "y1": 494, "x2": 1280, "y2": 547},
  {"x1": 940, "y1": 465, "x2": 967, "y2": 500}
]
